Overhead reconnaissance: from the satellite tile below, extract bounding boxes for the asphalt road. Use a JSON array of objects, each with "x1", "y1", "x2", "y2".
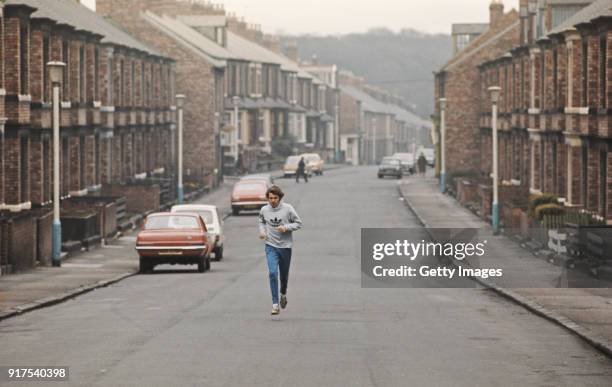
[{"x1": 1, "y1": 166, "x2": 611, "y2": 386}]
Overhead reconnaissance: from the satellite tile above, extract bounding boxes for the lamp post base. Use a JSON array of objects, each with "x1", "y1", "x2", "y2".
[
  {"x1": 492, "y1": 202, "x2": 500, "y2": 235},
  {"x1": 52, "y1": 219, "x2": 62, "y2": 267},
  {"x1": 177, "y1": 185, "x2": 184, "y2": 205},
  {"x1": 440, "y1": 172, "x2": 446, "y2": 193}
]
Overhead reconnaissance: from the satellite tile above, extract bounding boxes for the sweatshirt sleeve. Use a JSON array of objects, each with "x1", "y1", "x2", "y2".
[
  {"x1": 258, "y1": 208, "x2": 267, "y2": 235},
  {"x1": 284, "y1": 205, "x2": 303, "y2": 232}
]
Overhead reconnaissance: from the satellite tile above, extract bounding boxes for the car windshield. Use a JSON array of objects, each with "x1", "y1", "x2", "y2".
[
  {"x1": 144, "y1": 215, "x2": 200, "y2": 230},
  {"x1": 305, "y1": 155, "x2": 319, "y2": 162},
  {"x1": 174, "y1": 209, "x2": 214, "y2": 224},
  {"x1": 235, "y1": 183, "x2": 265, "y2": 192},
  {"x1": 286, "y1": 156, "x2": 300, "y2": 165},
  {"x1": 393, "y1": 153, "x2": 413, "y2": 161},
  {"x1": 382, "y1": 159, "x2": 400, "y2": 166}
]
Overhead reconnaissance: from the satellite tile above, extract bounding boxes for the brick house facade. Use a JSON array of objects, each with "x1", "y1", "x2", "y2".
[
  {"x1": 434, "y1": 2, "x2": 520, "y2": 176},
  {"x1": 479, "y1": 0, "x2": 612, "y2": 222},
  {"x1": 97, "y1": 0, "x2": 223, "y2": 185},
  {"x1": 0, "y1": 0, "x2": 175, "y2": 273}
]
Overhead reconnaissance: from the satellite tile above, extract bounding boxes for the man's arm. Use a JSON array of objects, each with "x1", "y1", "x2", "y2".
[
  {"x1": 258, "y1": 209, "x2": 267, "y2": 238},
  {"x1": 284, "y1": 205, "x2": 302, "y2": 232}
]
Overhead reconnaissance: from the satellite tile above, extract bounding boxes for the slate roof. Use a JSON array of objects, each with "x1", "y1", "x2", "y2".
[
  {"x1": 340, "y1": 85, "x2": 428, "y2": 127},
  {"x1": 452, "y1": 23, "x2": 489, "y2": 35},
  {"x1": 7, "y1": 0, "x2": 160, "y2": 57},
  {"x1": 548, "y1": 0, "x2": 612, "y2": 35}
]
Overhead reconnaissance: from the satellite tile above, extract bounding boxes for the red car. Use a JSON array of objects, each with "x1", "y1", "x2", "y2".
[
  {"x1": 135, "y1": 212, "x2": 212, "y2": 273},
  {"x1": 231, "y1": 180, "x2": 268, "y2": 215}
]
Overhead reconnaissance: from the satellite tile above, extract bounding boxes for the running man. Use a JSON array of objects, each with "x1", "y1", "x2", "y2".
[{"x1": 258, "y1": 185, "x2": 303, "y2": 315}]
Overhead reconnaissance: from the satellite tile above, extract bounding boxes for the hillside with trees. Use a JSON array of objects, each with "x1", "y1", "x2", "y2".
[{"x1": 283, "y1": 28, "x2": 452, "y2": 117}]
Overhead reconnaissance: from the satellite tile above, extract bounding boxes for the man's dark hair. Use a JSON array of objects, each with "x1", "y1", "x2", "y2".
[{"x1": 266, "y1": 185, "x2": 284, "y2": 199}]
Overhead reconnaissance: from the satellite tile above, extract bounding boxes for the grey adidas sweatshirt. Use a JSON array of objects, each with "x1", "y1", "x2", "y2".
[{"x1": 258, "y1": 202, "x2": 303, "y2": 249}]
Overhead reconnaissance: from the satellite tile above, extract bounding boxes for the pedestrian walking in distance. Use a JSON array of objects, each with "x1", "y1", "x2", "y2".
[
  {"x1": 417, "y1": 153, "x2": 427, "y2": 177},
  {"x1": 258, "y1": 185, "x2": 303, "y2": 315},
  {"x1": 296, "y1": 157, "x2": 308, "y2": 183}
]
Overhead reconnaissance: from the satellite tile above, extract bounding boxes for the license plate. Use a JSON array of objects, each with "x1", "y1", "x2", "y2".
[
  {"x1": 158, "y1": 251, "x2": 183, "y2": 256},
  {"x1": 244, "y1": 205, "x2": 258, "y2": 209}
]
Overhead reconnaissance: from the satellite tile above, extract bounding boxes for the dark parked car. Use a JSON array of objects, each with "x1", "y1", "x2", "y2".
[{"x1": 377, "y1": 157, "x2": 403, "y2": 179}]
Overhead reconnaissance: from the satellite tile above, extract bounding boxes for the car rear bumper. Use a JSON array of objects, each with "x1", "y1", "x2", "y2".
[
  {"x1": 378, "y1": 170, "x2": 402, "y2": 176},
  {"x1": 232, "y1": 201, "x2": 267, "y2": 209},
  {"x1": 136, "y1": 245, "x2": 208, "y2": 260}
]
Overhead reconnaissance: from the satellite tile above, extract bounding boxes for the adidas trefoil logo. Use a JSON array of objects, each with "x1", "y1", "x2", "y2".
[{"x1": 269, "y1": 217, "x2": 283, "y2": 227}]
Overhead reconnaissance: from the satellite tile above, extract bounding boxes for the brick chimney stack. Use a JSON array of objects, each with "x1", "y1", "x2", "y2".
[
  {"x1": 285, "y1": 40, "x2": 299, "y2": 62},
  {"x1": 489, "y1": 0, "x2": 504, "y2": 29}
]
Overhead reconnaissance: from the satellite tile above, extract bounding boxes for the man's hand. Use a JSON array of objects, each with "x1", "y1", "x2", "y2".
[
  {"x1": 276, "y1": 225, "x2": 287, "y2": 233},
  {"x1": 259, "y1": 233, "x2": 267, "y2": 240}
]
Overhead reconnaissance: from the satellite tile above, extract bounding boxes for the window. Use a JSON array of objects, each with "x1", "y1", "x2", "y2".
[
  {"x1": 144, "y1": 215, "x2": 200, "y2": 230},
  {"x1": 62, "y1": 137, "x2": 69, "y2": 195},
  {"x1": 120, "y1": 60, "x2": 125, "y2": 107},
  {"x1": 262, "y1": 66, "x2": 269, "y2": 96},
  {"x1": 131, "y1": 62, "x2": 136, "y2": 106},
  {"x1": 107, "y1": 56, "x2": 113, "y2": 105},
  {"x1": 94, "y1": 48, "x2": 100, "y2": 101},
  {"x1": 455, "y1": 34, "x2": 470, "y2": 52},
  {"x1": 79, "y1": 45, "x2": 86, "y2": 103},
  {"x1": 20, "y1": 137, "x2": 28, "y2": 203},
  {"x1": 62, "y1": 41, "x2": 69, "y2": 98},
  {"x1": 581, "y1": 39, "x2": 588, "y2": 107},
  {"x1": 94, "y1": 134, "x2": 100, "y2": 185},
  {"x1": 241, "y1": 63, "x2": 248, "y2": 96},
  {"x1": 43, "y1": 138, "x2": 50, "y2": 202},
  {"x1": 539, "y1": 141, "x2": 544, "y2": 190},
  {"x1": 43, "y1": 35, "x2": 50, "y2": 102},
  {"x1": 581, "y1": 146, "x2": 588, "y2": 206},
  {"x1": 553, "y1": 48, "x2": 558, "y2": 108},
  {"x1": 20, "y1": 23, "x2": 29, "y2": 95},
  {"x1": 141, "y1": 62, "x2": 145, "y2": 106},
  {"x1": 540, "y1": 52, "x2": 545, "y2": 109},
  {"x1": 600, "y1": 34, "x2": 607, "y2": 109},
  {"x1": 79, "y1": 136, "x2": 86, "y2": 189}
]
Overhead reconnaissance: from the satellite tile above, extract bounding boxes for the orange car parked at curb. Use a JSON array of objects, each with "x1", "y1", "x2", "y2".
[{"x1": 135, "y1": 212, "x2": 212, "y2": 273}]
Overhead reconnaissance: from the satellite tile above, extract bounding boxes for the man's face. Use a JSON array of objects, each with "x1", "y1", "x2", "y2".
[{"x1": 268, "y1": 193, "x2": 281, "y2": 208}]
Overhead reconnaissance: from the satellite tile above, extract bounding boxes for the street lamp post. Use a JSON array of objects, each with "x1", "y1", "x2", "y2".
[
  {"x1": 232, "y1": 96, "x2": 240, "y2": 162},
  {"x1": 334, "y1": 93, "x2": 340, "y2": 163},
  {"x1": 372, "y1": 116, "x2": 377, "y2": 165},
  {"x1": 176, "y1": 94, "x2": 185, "y2": 204},
  {"x1": 439, "y1": 98, "x2": 446, "y2": 193},
  {"x1": 48, "y1": 61, "x2": 65, "y2": 267},
  {"x1": 488, "y1": 86, "x2": 501, "y2": 235}
]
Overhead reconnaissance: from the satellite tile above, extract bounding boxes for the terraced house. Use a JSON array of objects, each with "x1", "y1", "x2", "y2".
[
  {"x1": 0, "y1": 0, "x2": 176, "y2": 274},
  {"x1": 479, "y1": 0, "x2": 612, "y2": 223},
  {"x1": 98, "y1": 0, "x2": 339, "y2": 173},
  {"x1": 339, "y1": 71, "x2": 430, "y2": 165}
]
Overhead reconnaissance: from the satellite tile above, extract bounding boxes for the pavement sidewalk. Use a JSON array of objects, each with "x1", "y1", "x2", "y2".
[
  {"x1": 0, "y1": 164, "x2": 348, "y2": 321},
  {"x1": 398, "y1": 174, "x2": 612, "y2": 357},
  {"x1": 0, "y1": 180, "x2": 235, "y2": 321}
]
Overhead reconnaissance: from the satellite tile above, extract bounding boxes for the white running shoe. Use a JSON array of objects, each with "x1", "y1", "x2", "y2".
[{"x1": 271, "y1": 304, "x2": 280, "y2": 315}]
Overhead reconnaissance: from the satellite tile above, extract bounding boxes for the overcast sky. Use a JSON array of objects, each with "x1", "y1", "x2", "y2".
[{"x1": 83, "y1": 0, "x2": 501, "y2": 35}]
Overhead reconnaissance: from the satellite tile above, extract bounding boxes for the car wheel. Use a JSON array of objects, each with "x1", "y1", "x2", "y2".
[
  {"x1": 139, "y1": 258, "x2": 152, "y2": 274},
  {"x1": 232, "y1": 207, "x2": 240, "y2": 216},
  {"x1": 215, "y1": 246, "x2": 223, "y2": 261},
  {"x1": 397, "y1": 174, "x2": 402, "y2": 179},
  {"x1": 197, "y1": 255, "x2": 206, "y2": 273},
  {"x1": 378, "y1": 174, "x2": 383, "y2": 179}
]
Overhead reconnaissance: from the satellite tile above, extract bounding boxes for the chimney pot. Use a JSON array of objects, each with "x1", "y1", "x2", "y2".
[{"x1": 489, "y1": 0, "x2": 504, "y2": 28}]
